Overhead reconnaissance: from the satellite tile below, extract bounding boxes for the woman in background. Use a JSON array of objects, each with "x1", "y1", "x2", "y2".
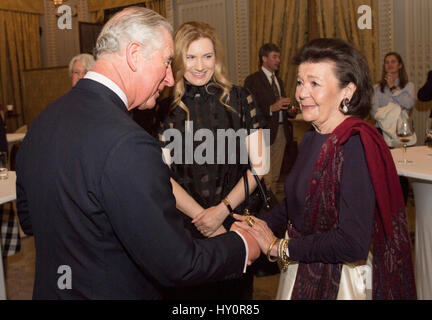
[
  {"x1": 371, "y1": 52, "x2": 416, "y2": 204},
  {"x1": 371, "y1": 52, "x2": 415, "y2": 119},
  {"x1": 68, "y1": 53, "x2": 95, "y2": 87},
  {"x1": 158, "y1": 21, "x2": 267, "y2": 299}
]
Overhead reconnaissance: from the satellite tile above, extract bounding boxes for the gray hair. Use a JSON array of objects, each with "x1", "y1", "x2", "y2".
[
  {"x1": 68, "y1": 53, "x2": 95, "y2": 76},
  {"x1": 94, "y1": 7, "x2": 173, "y2": 59}
]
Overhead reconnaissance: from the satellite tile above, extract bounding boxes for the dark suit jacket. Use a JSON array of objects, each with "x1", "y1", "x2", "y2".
[
  {"x1": 417, "y1": 70, "x2": 432, "y2": 117},
  {"x1": 244, "y1": 69, "x2": 293, "y2": 145},
  {"x1": 16, "y1": 79, "x2": 246, "y2": 299}
]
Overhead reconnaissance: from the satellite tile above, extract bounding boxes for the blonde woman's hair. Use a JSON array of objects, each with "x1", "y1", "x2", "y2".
[{"x1": 171, "y1": 21, "x2": 234, "y2": 119}]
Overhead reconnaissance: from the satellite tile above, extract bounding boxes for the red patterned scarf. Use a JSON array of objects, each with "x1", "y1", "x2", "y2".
[{"x1": 290, "y1": 117, "x2": 416, "y2": 300}]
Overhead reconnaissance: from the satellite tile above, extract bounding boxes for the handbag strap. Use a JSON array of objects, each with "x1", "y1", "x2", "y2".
[
  {"x1": 243, "y1": 170, "x2": 250, "y2": 214},
  {"x1": 237, "y1": 87, "x2": 270, "y2": 212}
]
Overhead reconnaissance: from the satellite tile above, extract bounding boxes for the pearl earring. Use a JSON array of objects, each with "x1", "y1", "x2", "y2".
[{"x1": 340, "y1": 98, "x2": 349, "y2": 114}]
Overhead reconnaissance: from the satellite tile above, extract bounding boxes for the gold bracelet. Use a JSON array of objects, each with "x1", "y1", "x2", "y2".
[
  {"x1": 277, "y1": 237, "x2": 284, "y2": 259},
  {"x1": 277, "y1": 238, "x2": 291, "y2": 272},
  {"x1": 221, "y1": 198, "x2": 234, "y2": 215},
  {"x1": 266, "y1": 238, "x2": 279, "y2": 262}
]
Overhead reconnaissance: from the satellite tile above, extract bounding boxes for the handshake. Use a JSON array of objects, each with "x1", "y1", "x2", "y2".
[
  {"x1": 191, "y1": 201, "x2": 283, "y2": 268},
  {"x1": 230, "y1": 214, "x2": 280, "y2": 267}
]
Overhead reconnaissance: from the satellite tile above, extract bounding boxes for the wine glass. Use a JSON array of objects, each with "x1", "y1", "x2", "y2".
[
  {"x1": 396, "y1": 116, "x2": 414, "y2": 164},
  {"x1": 425, "y1": 118, "x2": 432, "y2": 156}
]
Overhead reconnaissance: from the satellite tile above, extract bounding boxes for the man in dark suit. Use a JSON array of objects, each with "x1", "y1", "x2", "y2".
[
  {"x1": 16, "y1": 7, "x2": 259, "y2": 299},
  {"x1": 244, "y1": 43, "x2": 297, "y2": 193},
  {"x1": 418, "y1": 70, "x2": 432, "y2": 118}
]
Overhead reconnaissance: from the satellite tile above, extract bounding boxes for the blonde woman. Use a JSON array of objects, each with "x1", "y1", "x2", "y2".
[{"x1": 158, "y1": 21, "x2": 267, "y2": 299}]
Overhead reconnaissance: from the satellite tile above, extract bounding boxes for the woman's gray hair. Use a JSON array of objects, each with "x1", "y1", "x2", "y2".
[
  {"x1": 94, "y1": 7, "x2": 173, "y2": 59},
  {"x1": 68, "y1": 53, "x2": 95, "y2": 76}
]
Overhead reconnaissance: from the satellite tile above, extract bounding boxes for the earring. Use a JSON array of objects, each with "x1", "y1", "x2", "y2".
[{"x1": 340, "y1": 98, "x2": 349, "y2": 114}]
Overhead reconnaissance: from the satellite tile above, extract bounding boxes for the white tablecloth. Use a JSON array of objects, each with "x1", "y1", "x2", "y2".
[
  {"x1": 0, "y1": 171, "x2": 16, "y2": 300},
  {"x1": 391, "y1": 146, "x2": 432, "y2": 300},
  {"x1": 0, "y1": 171, "x2": 16, "y2": 205}
]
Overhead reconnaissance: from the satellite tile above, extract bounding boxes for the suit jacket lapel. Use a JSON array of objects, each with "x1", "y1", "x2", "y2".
[{"x1": 258, "y1": 69, "x2": 273, "y2": 94}]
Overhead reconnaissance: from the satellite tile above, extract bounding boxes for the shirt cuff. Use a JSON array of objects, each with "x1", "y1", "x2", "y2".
[{"x1": 233, "y1": 230, "x2": 248, "y2": 273}]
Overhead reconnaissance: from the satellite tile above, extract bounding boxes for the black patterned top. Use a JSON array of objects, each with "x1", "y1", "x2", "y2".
[{"x1": 158, "y1": 81, "x2": 266, "y2": 238}]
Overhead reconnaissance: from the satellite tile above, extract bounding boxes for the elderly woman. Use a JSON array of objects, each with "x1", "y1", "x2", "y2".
[
  {"x1": 68, "y1": 53, "x2": 95, "y2": 87},
  {"x1": 235, "y1": 38, "x2": 416, "y2": 300},
  {"x1": 158, "y1": 21, "x2": 267, "y2": 299}
]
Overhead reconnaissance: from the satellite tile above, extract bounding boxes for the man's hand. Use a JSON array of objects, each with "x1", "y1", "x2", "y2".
[
  {"x1": 270, "y1": 97, "x2": 291, "y2": 113},
  {"x1": 287, "y1": 104, "x2": 300, "y2": 117},
  {"x1": 230, "y1": 223, "x2": 260, "y2": 266}
]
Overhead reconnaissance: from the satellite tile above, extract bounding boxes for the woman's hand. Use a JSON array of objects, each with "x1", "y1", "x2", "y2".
[
  {"x1": 385, "y1": 73, "x2": 397, "y2": 88},
  {"x1": 233, "y1": 214, "x2": 278, "y2": 257},
  {"x1": 192, "y1": 203, "x2": 229, "y2": 237}
]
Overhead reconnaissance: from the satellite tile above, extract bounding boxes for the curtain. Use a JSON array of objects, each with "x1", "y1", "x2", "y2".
[
  {"x1": 249, "y1": 0, "x2": 308, "y2": 98},
  {"x1": 0, "y1": 0, "x2": 44, "y2": 14},
  {"x1": 0, "y1": 10, "x2": 41, "y2": 130},
  {"x1": 315, "y1": 0, "x2": 380, "y2": 82},
  {"x1": 89, "y1": 0, "x2": 166, "y2": 23}
]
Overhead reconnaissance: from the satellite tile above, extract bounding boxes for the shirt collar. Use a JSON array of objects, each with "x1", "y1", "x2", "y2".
[
  {"x1": 84, "y1": 71, "x2": 128, "y2": 109},
  {"x1": 261, "y1": 66, "x2": 274, "y2": 81}
]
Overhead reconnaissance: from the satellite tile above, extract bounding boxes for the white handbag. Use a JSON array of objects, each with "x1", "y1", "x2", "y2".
[
  {"x1": 276, "y1": 233, "x2": 372, "y2": 300},
  {"x1": 375, "y1": 103, "x2": 417, "y2": 148}
]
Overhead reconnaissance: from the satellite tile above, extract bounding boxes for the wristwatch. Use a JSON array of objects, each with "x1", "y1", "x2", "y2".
[{"x1": 221, "y1": 198, "x2": 234, "y2": 214}]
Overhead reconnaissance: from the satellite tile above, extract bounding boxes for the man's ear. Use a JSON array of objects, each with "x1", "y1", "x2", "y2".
[{"x1": 125, "y1": 41, "x2": 142, "y2": 72}]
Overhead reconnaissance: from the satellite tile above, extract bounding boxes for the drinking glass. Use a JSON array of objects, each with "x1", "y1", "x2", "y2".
[
  {"x1": 0, "y1": 151, "x2": 8, "y2": 179},
  {"x1": 396, "y1": 117, "x2": 414, "y2": 164}
]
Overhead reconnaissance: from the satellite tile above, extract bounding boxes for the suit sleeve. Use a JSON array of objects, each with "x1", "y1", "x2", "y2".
[
  {"x1": 100, "y1": 131, "x2": 246, "y2": 287},
  {"x1": 418, "y1": 71, "x2": 432, "y2": 102},
  {"x1": 16, "y1": 174, "x2": 33, "y2": 236},
  {"x1": 244, "y1": 75, "x2": 269, "y2": 118}
]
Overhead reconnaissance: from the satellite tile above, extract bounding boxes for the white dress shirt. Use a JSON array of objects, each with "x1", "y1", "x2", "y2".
[{"x1": 261, "y1": 66, "x2": 283, "y2": 122}]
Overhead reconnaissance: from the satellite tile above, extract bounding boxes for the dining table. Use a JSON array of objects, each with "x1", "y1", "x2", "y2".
[
  {"x1": 0, "y1": 171, "x2": 17, "y2": 300},
  {"x1": 391, "y1": 146, "x2": 432, "y2": 300}
]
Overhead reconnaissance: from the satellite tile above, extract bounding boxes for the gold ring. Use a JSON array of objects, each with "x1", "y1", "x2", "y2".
[{"x1": 246, "y1": 216, "x2": 255, "y2": 227}]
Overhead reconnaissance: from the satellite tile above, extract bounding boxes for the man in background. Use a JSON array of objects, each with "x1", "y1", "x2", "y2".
[
  {"x1": 244, "y1": 43, "x2": 297, "y2": 193},
  {"x1": 418, "y1": 69, "x2": 432, "y2": 118},
  {"x1": 16, "y1": 7, "x2": 258, "y2": 299}
]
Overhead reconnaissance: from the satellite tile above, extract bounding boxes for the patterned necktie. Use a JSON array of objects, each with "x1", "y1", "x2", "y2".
[{"x1": 270, "y1": 73, "x2": 280, "y2": 98}]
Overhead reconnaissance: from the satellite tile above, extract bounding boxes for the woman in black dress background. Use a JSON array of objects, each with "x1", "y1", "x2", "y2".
[{"x1": 158, "y1": 22, "x2": 267, "y2": 299}]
